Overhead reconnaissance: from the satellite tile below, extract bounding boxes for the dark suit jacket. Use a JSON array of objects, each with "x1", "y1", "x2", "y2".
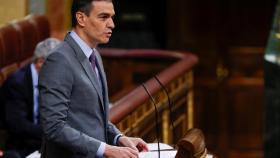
[
  {"x1": 39, "y1": 33, "x2": 121, "y2": 158},
  {"x1": 2, "y1": 64, "x2": 42, "y2": 152}
]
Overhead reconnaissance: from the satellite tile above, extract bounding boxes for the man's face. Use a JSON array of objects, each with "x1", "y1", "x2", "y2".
[{"x1": 81, "y1": 1, "x2": 115, "y2": 46}]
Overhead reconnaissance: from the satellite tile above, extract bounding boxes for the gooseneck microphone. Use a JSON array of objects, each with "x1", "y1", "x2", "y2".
[
  {"x1": 142, "y1": 83, "x2": 161, "y2": 158},
  {"x1": 154, "y1": 75, "x2": 175, "y2": 146}
]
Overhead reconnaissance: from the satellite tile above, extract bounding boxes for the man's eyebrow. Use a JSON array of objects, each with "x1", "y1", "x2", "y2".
[{"x1": 98, "y1": 12, "x2": 115, "y2": 17}]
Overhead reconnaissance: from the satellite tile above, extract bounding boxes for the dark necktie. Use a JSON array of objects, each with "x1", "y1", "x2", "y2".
[
  {"x1": 33, "y1": 85, "x2": 39, "y2": 124},
  {"x1": 89, "y1": 50, "x2": 103, "y2": 90},
  {"x1": 89, "y1": 50, "x2": 96, "y2": 71}
]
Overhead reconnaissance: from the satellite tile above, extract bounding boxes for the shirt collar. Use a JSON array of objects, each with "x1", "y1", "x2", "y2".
[
  {"x1": 70, "y1": 31, "x2": 94, "y2": 59},
  {"x1": 30, "y1": 63, "x2": 38, "y2": 87}
]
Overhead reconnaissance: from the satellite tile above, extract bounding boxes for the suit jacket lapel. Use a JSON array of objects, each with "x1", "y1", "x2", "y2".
[{"x1": 64, "y1": 33, "x2": 105, "y2": 112}]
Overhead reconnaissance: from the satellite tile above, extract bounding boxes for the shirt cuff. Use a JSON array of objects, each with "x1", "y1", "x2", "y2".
[
  {"x1": 113, "y1": 134, "x2": 123, "y2": 145},
  {"x1": 96, "y1": 142, "x2": 106, "y2": 157}
]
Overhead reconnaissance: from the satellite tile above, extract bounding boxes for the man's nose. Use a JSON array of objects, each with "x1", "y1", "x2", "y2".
[{"x1": 107, "y1": 18, "x2": 115, "y2": 29}]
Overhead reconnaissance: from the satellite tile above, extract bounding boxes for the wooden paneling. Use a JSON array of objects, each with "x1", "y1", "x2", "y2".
[
  {"x1": 194, "y1": 47, "x2": 264, "y2": 158},
  {"x1": 166, "y1": 0, "x2": 274, "y2": 157},
  {"x1": 227, "y1": 78, "x2": 263, "y2": 157},
  {"x1": 46, "y1": 0, "x2": 70, "y2": 39},
  {"x1": 228, "y1": 47, "x2": 265, "y2": 78}
]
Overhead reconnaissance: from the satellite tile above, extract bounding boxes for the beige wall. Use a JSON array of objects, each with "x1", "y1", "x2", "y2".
[
  {"x1": 0, "y1": 0, "x2": 27, "y2": 25},
  {"x1": 0, "y1": 0, "x2": 71, "y2": 39}
]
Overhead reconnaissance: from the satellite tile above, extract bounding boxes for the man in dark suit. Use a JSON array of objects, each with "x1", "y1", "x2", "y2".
[
  {"x1": 2, "y1": 38, "x2": 60, "y2": 158},
  {"x1": 39, "y1": 0, "x2": 148, "y2": 158}
]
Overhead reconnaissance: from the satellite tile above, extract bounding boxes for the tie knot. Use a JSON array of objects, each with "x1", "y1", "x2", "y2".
[
  {"x1": 89, "y1": 51, "x2": 95, "y2": 61},
  {"x1": 89, "y1": 51, "x2": 95, "y2": 63},
  {"x1": 89, "y1": 50, "x2": 97, "y2": 70}
]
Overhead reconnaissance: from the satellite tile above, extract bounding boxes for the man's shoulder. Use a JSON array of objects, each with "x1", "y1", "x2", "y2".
[
  {"x1": 6, "y1": 64, "x2": 30, "y2": 83},
  {"x1": 55, "y1": 41, "x2": 72, "y2": 52},
  {"x1": 2, "y1": 64, "x2": 31, "y2": 92},
  {"x1": 51, "y1": 40, "x2": 76, "y2": 57}
]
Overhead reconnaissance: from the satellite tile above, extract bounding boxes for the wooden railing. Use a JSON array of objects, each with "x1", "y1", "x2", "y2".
[{"x1": 99, "y1": 49, "x2": 198, "y2": 144}]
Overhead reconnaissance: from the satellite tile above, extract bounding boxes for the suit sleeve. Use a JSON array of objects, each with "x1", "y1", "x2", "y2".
[
  {"x1": 39, "y1": 52, "x2": 102, "y2": 156},
  {"x1": 107, "y1": 121, "x2": 121, "y2": 145}
]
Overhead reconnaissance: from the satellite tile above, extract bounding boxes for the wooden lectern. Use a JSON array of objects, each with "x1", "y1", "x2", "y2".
[
  {"x1": 25, "y1": 128, "x2": 217, "y2": 158},
  {"x1": 176, "y1": 128, "x2": 216, "y2": 158}
]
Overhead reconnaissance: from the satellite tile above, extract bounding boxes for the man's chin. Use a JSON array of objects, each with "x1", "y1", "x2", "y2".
[{"x1": 100, "y1": 39, "x2": 110, "y2": 44}]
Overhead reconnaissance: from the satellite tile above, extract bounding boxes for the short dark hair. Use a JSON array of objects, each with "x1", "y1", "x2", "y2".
[{"x1": 71, "y1": 0, "x2": 113, "y2": 27}]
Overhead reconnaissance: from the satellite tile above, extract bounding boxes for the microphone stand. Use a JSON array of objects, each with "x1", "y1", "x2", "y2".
[
  {"x1": 154, "y1": 75, "x2": 175, "y2": 147},
  {"x1": 142, "y1": 83, "x2": 161, "y2": 158}
]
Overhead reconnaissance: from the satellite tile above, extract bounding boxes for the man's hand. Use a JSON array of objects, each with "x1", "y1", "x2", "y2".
[
  {"x1": 104, "y1": 144, "x2": 138, "y2": 158},
  {"x1": 118, "y1": 136, "x2": 149, "y2": 152}
]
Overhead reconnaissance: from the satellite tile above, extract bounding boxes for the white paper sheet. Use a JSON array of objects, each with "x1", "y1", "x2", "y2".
[
  {"x1": 139, "y1": 150, "x2": 177, "y2": 158},
  {"x1": 147, "y1": 143, "x2": 174, "y2": 151},
  {"x1": 26, "y1": 150, "x2": 40, "y2": 158}
]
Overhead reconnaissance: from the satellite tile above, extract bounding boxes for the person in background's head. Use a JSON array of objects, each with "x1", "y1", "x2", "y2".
[{"x1": 32, "y1": 38, "x2": 61, "y2": 73}]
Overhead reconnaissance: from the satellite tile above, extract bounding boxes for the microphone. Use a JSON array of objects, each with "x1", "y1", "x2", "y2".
[
  {"x1": 142, "y1": 83, "x2": 161, "y2": 158},
  {"x1": 153, "y1": 75, "x2": 175, "y2": 146}
]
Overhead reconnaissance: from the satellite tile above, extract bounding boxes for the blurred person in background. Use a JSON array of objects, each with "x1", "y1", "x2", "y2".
[{"x1": 2, "y1": 38, "x2": 61, "y2": 158}]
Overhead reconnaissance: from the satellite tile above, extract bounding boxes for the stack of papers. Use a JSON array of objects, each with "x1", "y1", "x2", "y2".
[
  {"x1": 139, "y1": 150, "x2": 177, "y2": 158},
  {"x1": 139, "y1": 143, "x2": 177, "y2": 158},
  {"x1": 139, "y1": 143, "x2": 213, "y2": 158},
  {"x1": 146, "y1": 143, "x2": 174, "y2": 151}
]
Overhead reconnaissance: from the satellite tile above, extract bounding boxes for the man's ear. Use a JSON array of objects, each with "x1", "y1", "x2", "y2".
[{"x1": 76, "y1": 11, "x2": 86, "y2": 27}]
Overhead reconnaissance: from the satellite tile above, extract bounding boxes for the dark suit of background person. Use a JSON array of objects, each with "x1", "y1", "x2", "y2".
[
  {"x1": 39, "y1": 0, "x2": 148, "y2": 158},
  {"x1": 2, "y1": 38, "x2": 61, "y2": 158}
]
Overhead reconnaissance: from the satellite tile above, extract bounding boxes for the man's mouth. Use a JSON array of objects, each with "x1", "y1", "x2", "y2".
[{"x1": 105, "y1": 32, "x2": 112, "y2": 37}]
